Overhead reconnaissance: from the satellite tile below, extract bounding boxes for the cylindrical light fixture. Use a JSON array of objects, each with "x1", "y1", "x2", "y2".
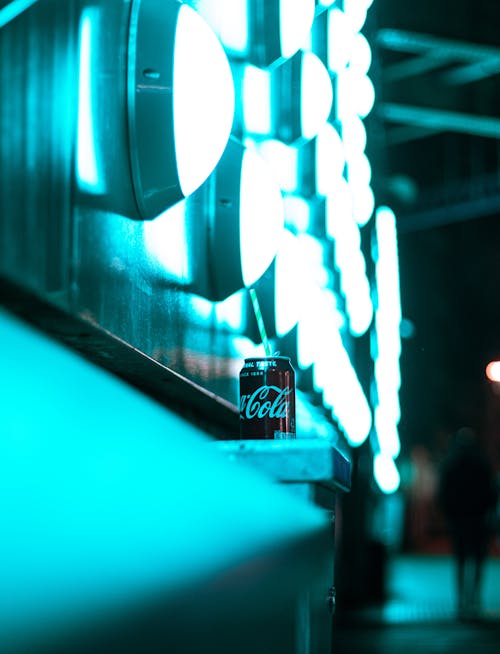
[{"x1": 127, "y1": 0, "x2": 235, "y2": 218}]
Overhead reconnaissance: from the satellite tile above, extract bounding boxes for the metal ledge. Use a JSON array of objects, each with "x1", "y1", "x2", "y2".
[{"x1": 216, "y1": 439, "x2": 351, "y2": 494}]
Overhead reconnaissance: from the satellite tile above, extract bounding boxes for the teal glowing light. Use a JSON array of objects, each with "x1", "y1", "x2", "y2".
[
  {"x1": 279, "y1": 0, "x2": 315, "y2": 59},
  {"x1": 0, "y1": 0, "x2": 38, "y2": 28},
  {"x1": 76, "y1": 9, "x2": 101, "y2": 192},
  {"x1": 349, "y1": 32, "x2": 372, "y2": 74},
  {"x1": 174, "y1": 4, "x2": 235, "y2": 198},
  {"x1": 315, "y1": 123, "x2": 345, "y2": 197},
  {"x1": 283, "y1": 195, "x2": 311, "y2": 233},
  {"x1": 343, "y1": 0, "x2": 368, "y2": 33},
  {"x1": 374, "y1": 452, "x2": 401, "y2": 495},
  {"x1": 336, "y1": 70, "x2": 375, "y2": 119},
  {"x1": 196, "y1": 0, "x2": 248, "y2": 55},
  {"x1": 350, "y1": 182, "x2": 375, "y2": 227},
  {"x1": 239, "y1": 146, "x2": 285, "y2": 287},
  {"x1": 274, "y1": 230, "x2": 304, "y2": 337},
  {"x1": 142, "y1": 201, "x2": 190, "y2": 282},
  {"x1": 327, "y1": 8, "x2": 354, "y2": 74},
  {"x1": 300, "y1": 52, "x2": 333, "y2": 140},
  {"x1": 309, "y1": 290, "x2": 372, "y2": 446},
  {"x1": 373, "y1": 206, "x2": 402, "y2": 462},
  {"x1": 326, "y1": 185, "x2": 373, "y2": 336},
  {"x1": 340, "y1": 115, "x2": 367, "y2": 155},
  {"x1": 243, "y1": 65, "x2": 272, "y2": 135},
  {"x1": 250, "y1": 139, "x2": 298, "y2": 193}
]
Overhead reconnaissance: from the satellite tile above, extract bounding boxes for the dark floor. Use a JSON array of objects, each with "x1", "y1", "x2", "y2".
[{"x1": 333, "y1": 554, "x2": 500, "y2": 654}]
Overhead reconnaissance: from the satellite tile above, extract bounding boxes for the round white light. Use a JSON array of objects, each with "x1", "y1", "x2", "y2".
[
  {"x1": 174, "y1": 4, "x2": 235, "y2": 198},
  {"x1": 349, "y1": 32, "x2": 372, "y2": 74},
  {"x1": 315, "y1": 123, "x2": 345, "y2": 196},
  {"x1": 327, "y1": 8, "x2": 355, "y2": 74},
  {"x1": 240, "y1": 148, "x2": 285, "y2": 287},
  {"x1": 280, "y1": 0, "x2": 316, "y2": 59},
  {"x1": 374, "y1": 452, "x2": 400, "y2": 495},
  {"x1": 300, "y1": 52, "x2": 333, "y2": 140},
  {"x1": 350, "y1": 183, "x2": 375, "y2": 226},
  {"x1": 336, "y1": 70, "x2": 375, "y2": 119}
]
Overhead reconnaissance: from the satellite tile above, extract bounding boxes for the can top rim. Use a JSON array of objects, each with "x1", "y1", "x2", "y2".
[{"x1": 243, "y1": 356, "x2": 291, "y2": 362}]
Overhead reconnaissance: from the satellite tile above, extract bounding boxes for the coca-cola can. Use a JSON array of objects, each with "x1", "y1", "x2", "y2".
[{"x1": 239, "y1": 356, "x2": 296, "y2": 440}]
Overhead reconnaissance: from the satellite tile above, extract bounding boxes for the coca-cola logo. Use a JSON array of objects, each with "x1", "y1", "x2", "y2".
[{"x1": 240, "y1": 385, "x2": 292, "y2": 420}]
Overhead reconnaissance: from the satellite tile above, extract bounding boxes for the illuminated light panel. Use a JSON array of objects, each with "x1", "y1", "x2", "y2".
[
  {"x1": 343, "y1": 0, "x2": 368, "y2": 33},
  {"x1": 300, "y1": 52, "x2": 333, "y2": 141},
  {"x1": 327, "y1": 8, "x2": 354, "y2": 74},
  {"x1": 283, "y1": 195, "x2": 312, "y2": 233},
  {"x1": 275, "y1": 230, "x2": 306, "y2": 337},
  {"x1": 326, "y1": 188, "x2": 373, "y2": 336},
  {"x1": 486, "y1": 361, "x2": 500, "y2": 382},
  {"x1": 250, "y1": 139, "x2": 298, "y2": 193},
  {"x1": 279, "y1": 0, "x2": 315, "y2": 59},
  {"x1": 350, "y1": 183, "x2": 375, "y2": 227},
  {"x1": 340, "y1": 115, "x2": 367, "y2": 156},
  {"x1": 0, "y1": 0, "x2": 38, "y2": 28},
  {"x1": 143, "y1": 201, "x2": 190, "y2": 282},
  {"x1": 76, "y1": 9, "x2": 101, "y2": 192},
  {"x1": 239, "y1": 147, "x2": 285, "y2": 287},
  {"x1": 349, "y1": 32, "x2": 372, "y2": 74},
  {"x1": 336, "y1": 70, "x2": 375, "y2": 119},
  {"x1": 196, "y1": 0, "x2": 248, "y2": 55},
  {"x1": 189, "y1": 295, "x2": 214, "y2": 321},
  {"x1": 174, "y1": 4, "x2": 235, "y2": 198},
  {"x1": 310, "y1": 290, "x2": 372, "y2": 447},
  {"x1": 373, "y1": 206, "x2": 402, "y2": 464},
  {"x1": 374, "y1": 452, "x2": 401, "y2": 495},
  {"x1": 315, "y1": 123, "x2": 345, "y2": 197},
  {"x1": 215, "y1": 291, "x2": 245, "y2": 331},
  {"x1": 346, "y1": 152, "x2": 372, "y2": 188},
  {"x1": 242, "y1": 65, "x2": 272, "y2": 135}
]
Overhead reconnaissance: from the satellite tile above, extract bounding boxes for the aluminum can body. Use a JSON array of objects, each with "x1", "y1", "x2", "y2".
[{"x1": 239, "y1": 356, "x2": 296, "y2": 439}]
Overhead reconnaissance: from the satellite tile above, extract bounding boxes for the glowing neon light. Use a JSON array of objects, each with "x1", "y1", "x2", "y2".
[
  {"x1": 274, "y1": 230, "x2": 305, "y2": 337},
  {"x1": 196, "y1": 0, "x2": 248, "y2": 55},
  {"x1": 76, "y1": 10, "x2": 100, "y2": 191},
  {"x1": 283, "y1": 195, "x2": 311, "y2": 233},
  {"x1": 301, "y1": 52, "x2": 333, "y2": 140},
  {"x1": 279, "y1": 0, "x2": 315, "y2": 59},
  {"x1": 374, "y1": 452, "x2": 401, "y2": 494},
  {"x1": 174, "y1": 4, "x2": 235, "y2": 198},
  {"x1": 326, "y1": 185, "x2": 373, "y2": 336},
  {"x1": 0, "y1": 0, "x2": 38, "y2": 29},
  {"x1": 307, "y1": 289, "x2": 371, "y2": 446},
  {"x1": 315, "y1": 123, "x2": 345, "y2": 197},
  {"x1": 239, "y1": 146, "x2": 285, "y2": 287},
  {"x1": 327, "y1": 8, "x2": 354, "y2": 74},
  {"x1": 249, "y1": 139, "x2": 298, "y2": 193},
  {"x1": 336, "y1": 70, "x2": 375, "y2": 119},
  {"x1": 372, "y1": 206, "x2": 402, "y2": 464},
  {"x1": 243, "y1": 65, "x2": 272, "y2": 135}
]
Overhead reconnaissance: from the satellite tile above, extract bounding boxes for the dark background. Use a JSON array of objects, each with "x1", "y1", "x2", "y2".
[{"x1": 366, "y1": 0, "x2": 500, "y2": 459}]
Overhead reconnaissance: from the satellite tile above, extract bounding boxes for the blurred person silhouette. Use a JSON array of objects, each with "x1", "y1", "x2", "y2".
[{"x1": 438, "y1": 427, "x2": 497, "y2": 620}]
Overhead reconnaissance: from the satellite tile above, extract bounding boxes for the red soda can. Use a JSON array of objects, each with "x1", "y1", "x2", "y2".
[{"x1": 239, "y1": 356, "x2": 296, "y2": 439}]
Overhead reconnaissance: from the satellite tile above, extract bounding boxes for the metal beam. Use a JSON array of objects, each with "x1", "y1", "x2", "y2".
[
  {"x1": 383, "y1": 53, "x2": 455, "y2": 82},
  {"x1": 377, "y1": 29, "x2": 500, "y2": 63},
  {"x1": 443, "y1": 59, "x2": 500, "y2": 85},
  {"x1": 378, "y1": 103, "x2": 500, "y2": 139},
  {"x1": 385, "y1": 125, "x2": 443, "y2": 145}
]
